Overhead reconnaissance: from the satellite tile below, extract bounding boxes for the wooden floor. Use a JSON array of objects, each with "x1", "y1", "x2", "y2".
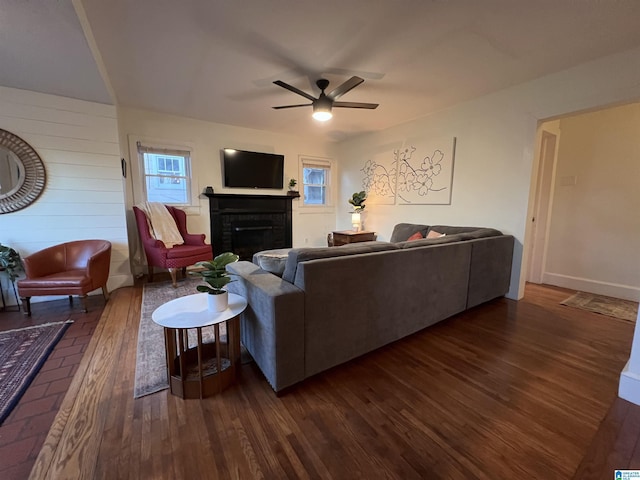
[
  {"x1": 0, "y1": 296, "x2": 103, "y2": 480},
  {"x1": 28, "y1": 282, "x2": 637, "y2": 479}
]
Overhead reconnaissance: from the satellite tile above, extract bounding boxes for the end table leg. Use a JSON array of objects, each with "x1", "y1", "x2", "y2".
[
  {"x1": 215, "y1": 324, "x2": 222, "y2": 386},
  {"x1": 197, "y1": 327, "x2": 204, "y2": 399}
]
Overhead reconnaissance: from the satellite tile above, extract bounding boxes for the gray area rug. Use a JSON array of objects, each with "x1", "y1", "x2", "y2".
[
  {"x1": 134, "y1": 277, "x2": 220, "y2": 398},
  {"x1": 561, "y1": 291, "x2": 639, "y2": 322}
]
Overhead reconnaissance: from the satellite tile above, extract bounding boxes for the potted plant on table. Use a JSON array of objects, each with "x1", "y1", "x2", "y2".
[
  {"x1": 192, "y1": 252, "x2": 239, "y2": 312},
  {"x1": 287, "y1": 178, "x2": 300, "y2": 197},
  {"x1": 348, "y1": 191, "x2": 367, "y2": 231}
]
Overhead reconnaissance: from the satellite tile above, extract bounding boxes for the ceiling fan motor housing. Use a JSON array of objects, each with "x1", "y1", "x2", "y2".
[
  {"x1": 314, "y1": 94, "x2": 333, "y2": 110},
  {"x1": 316, "y1": 78, "x2": 330, "y2": 91}
]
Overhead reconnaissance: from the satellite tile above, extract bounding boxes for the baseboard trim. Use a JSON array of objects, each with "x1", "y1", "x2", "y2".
[
  {"x1": 620, "y1": 361, "x2": 640, "y2": 406},
  {"x1": 542, "y1": 272, "x2": 640, "y2": 301}
]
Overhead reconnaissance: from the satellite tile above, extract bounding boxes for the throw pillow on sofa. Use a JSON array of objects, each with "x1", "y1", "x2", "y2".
[
  {"x1": 407, "y1": 232, "x2": 424, "y2": 241},
  {"x1": 426, "y1": 230, "x2": 446, "y2": 239},
  {"x1": 390, "y1": 223, "x2": 430, "y2": 242}
]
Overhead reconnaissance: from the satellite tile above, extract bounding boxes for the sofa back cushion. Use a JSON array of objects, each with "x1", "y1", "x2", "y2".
[
  {"x1": 282, "y1": 241, "x2": 399, "y2": 283},
  {"x1": 397, "y1": 233, "x2": 466, "y2": 248},
  {"x1": 428, "y1": 226, "x2": 503, "y2": 238},
  {"x1": 389, "y1": 223, "x2": 430, "y2": 242}
]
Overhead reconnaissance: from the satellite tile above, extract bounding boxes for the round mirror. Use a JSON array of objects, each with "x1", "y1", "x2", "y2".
[{"x1": 0, "y1": 129, "x2": 46, "y2": 214}]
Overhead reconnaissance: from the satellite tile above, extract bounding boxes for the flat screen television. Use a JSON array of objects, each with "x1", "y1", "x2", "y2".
[{"x1": 222, "y1": 148, "x2": 284, "y2": 189}]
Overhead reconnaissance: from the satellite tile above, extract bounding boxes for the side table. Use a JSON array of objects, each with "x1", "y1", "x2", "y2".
[
  {"x1": 152, "y1": 292, "x2": 247, "y2": 399},
  {"x1": 332, "y1": 230, "x2": 377, "y2": 246}
]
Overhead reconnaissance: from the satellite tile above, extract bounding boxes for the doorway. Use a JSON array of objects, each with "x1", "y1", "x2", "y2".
[{"x1": 526, "y1": 126, "x2": 558, "y2": 283}]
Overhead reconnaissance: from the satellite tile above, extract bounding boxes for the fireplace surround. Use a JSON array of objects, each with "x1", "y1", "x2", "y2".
[{"x1": 205, "y1": 193, "x2": 293, "y2": 261}]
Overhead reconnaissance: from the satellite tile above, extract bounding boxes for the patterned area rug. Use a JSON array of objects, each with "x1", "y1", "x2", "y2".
[
  {"x1": 0, "y1": 321, "x2": 72, "y2": 425},
  {"x1": 134, "y1": 277, "x2": 225, "y2": 398},
  {"x1": 561, "y1": 291, "x2": 639, "y2": 322},
  {"x1": 135, "y1": 277, "x2": 199, "y2": 397}
]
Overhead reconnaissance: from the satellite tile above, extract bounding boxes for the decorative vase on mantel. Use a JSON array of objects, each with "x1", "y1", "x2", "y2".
[{"x1": 207, "y1": 291, "x2": 228, "y2": 312}]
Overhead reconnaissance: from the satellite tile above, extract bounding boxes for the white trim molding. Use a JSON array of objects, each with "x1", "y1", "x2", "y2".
[{"x1": 542, "y1": 272, "x2": 640, "y2": 302}]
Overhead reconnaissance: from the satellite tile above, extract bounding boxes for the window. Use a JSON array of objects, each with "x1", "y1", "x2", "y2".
[
  {"x1": 137, "y1": 142, "x2": 192, "y2": 205},
  {"x1": 300, "y1": 157, "x2": 332, "y2": 206}
]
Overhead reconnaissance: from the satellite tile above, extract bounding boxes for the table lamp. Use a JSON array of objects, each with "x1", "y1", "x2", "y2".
[{"x1": 351, "y1": 212, "x2": 362, "y2": 232}]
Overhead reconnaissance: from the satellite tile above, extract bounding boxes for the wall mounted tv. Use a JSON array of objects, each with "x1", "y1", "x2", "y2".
[{"x1": 222, "y1": 148, "x2": 284, "y2": 189}]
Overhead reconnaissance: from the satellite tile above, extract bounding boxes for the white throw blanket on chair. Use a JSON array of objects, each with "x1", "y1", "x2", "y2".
[{"x1": 137, "y1": 202, "x2": 184, "y2": 248}]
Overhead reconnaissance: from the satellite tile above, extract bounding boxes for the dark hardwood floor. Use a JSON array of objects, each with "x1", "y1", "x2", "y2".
[
  {"x1": 0, "y1": 295, "x2": 104, "y2": 480},
  {"x1": 2, "y1": 282, "x2": 637, "y2": 479}
]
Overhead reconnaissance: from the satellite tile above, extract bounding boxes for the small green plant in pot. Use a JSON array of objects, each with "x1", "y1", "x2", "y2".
[
  {"x1": 288, "y1": 178, "x2": 297, "y2": 190},
  {"x1": 0, "y1": 243, "x2": 23, "y2": 282},
  {"x1": 348, "y1": 191, "x2": 367, "y2": 212},
  {"x1": 192, "y1": 252, "x2": 239, "y2": 312}
]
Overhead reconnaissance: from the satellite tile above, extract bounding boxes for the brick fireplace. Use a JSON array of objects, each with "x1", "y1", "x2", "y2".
[{"x1": 205, "y1": 192, "x2": 294, "y2": 261}]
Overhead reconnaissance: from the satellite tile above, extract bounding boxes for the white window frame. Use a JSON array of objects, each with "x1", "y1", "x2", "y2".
[
  {"x1": 129, "y1": 136, "x2": 198, "y2": 210},
  {"x1": 298, "y1": 155, "x2": 334, "y2": 210}
]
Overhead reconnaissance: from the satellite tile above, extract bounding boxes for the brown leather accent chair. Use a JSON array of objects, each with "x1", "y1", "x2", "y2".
[{"x1": 17, "y1": 240, "x2": 112, "y2": 316}]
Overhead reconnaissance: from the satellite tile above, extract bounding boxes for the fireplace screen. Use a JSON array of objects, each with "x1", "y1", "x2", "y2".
[{"x1": 231, "y1": 221, "x2": 274, "y2": 261}]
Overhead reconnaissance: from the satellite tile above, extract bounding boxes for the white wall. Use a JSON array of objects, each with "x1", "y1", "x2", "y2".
[
  {"x1": 116, "y1": 108, "x2": 336, "y2": 275},
  {"x1": 336, "y1": 46, "x2": 640, "y2": 300},
  {"x1": 0, "y1": 86, "x2": 132, "y2": 305},
  {"x1": 542, "y1": 103, "x2": 640, "y2": 300}
]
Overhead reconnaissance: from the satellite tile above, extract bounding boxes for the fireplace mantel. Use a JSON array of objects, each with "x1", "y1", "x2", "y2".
[{"x1": 205, "y1": 192, "x2": 294, "y2": 260}]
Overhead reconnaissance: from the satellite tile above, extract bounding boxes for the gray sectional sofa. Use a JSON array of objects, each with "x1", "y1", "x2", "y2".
[{"x1": 227, "y1": 223, "x2": 515, "y2": 393}]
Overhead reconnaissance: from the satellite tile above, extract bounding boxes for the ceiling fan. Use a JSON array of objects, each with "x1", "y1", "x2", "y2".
[{"x1": 272, "y1": 76, "x2": 378, "y2": 121}]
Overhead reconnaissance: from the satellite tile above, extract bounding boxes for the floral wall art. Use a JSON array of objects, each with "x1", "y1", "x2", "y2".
[
  {"x1": 360, "y1": 137, "x2": 456, "y2": 205},
  {"x1": 360, "y1": 146, "x2": 399, "y2": 205}
]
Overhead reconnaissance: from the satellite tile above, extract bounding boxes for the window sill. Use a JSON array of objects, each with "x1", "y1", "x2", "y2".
[{"x1": 298, "y1": 205, "x2": 335, "y2": 214}]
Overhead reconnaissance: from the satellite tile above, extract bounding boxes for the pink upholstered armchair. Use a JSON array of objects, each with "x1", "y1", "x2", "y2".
[{"x1": 133, "y1": 205, "x2": 212, "y2": 287}]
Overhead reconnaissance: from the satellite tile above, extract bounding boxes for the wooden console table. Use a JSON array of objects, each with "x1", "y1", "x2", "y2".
[{"x1": 332, "y1": 230, "x2": 377, "y2": 246}]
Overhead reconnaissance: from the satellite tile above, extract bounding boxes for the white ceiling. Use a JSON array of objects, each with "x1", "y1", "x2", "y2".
[{"x1": 3, "y1": 0, "x2": 640, "y2": 142}]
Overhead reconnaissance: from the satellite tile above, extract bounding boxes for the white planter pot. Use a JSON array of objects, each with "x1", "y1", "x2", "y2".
[{"x1": 207, "y1": 291, "x2": 228, "y2": 312}]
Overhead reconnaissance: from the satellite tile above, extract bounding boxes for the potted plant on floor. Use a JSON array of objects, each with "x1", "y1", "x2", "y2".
[
  {"x1": 0, "y1": 243, "x2": 23, "y2": 282},
  {"x1": 192, "y1": 252, "x2": 239, "y2": 312}
]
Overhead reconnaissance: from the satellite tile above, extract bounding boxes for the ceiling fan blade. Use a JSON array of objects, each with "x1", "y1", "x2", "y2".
[
  {"x1": 327, "y1": 76, "x2": 365, "y2": 100},
  {"x1": 273, "y1": 80, "x2": 316, "y2": 101},
  {"x1": 272, "y1": 103, "x2": 312, "y2": 109},
  {"x1": 334, "y1": 101, "x2": 379, "y2": 109}
]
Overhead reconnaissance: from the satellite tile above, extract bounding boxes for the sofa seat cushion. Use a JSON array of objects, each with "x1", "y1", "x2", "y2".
[
  {"x1": 166, "y1": 244, "x2": 211, "y2": 258},
  {"x1": 282, "y1": 241, "x2": 399, "y2": 283},
  {"x1": 253, "y1": 248, "x2": 291, "y2": 277},
  {"x1": 390, "y1": 223, "x2": 430, "y2": 242}
]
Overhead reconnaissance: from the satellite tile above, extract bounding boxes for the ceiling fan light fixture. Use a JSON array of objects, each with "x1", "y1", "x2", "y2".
[
  {"x1": 273, "y1": 76, "x2": 375, "y2": 121},
  {"x1": 312, "y1": 108, "x2": 332, "y2": 121},
  {"x1": 312, "y1": 96, "x2": 333, "y2": 121}
]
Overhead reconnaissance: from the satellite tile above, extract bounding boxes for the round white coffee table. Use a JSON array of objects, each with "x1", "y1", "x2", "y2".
[{"x1": 152, "y1": 292, "x2": 247, "y2": 399}]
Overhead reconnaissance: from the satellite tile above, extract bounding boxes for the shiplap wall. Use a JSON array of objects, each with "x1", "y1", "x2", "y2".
[{"x1": 0, "y1": 86, "x2": 132, "y2": 306}]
